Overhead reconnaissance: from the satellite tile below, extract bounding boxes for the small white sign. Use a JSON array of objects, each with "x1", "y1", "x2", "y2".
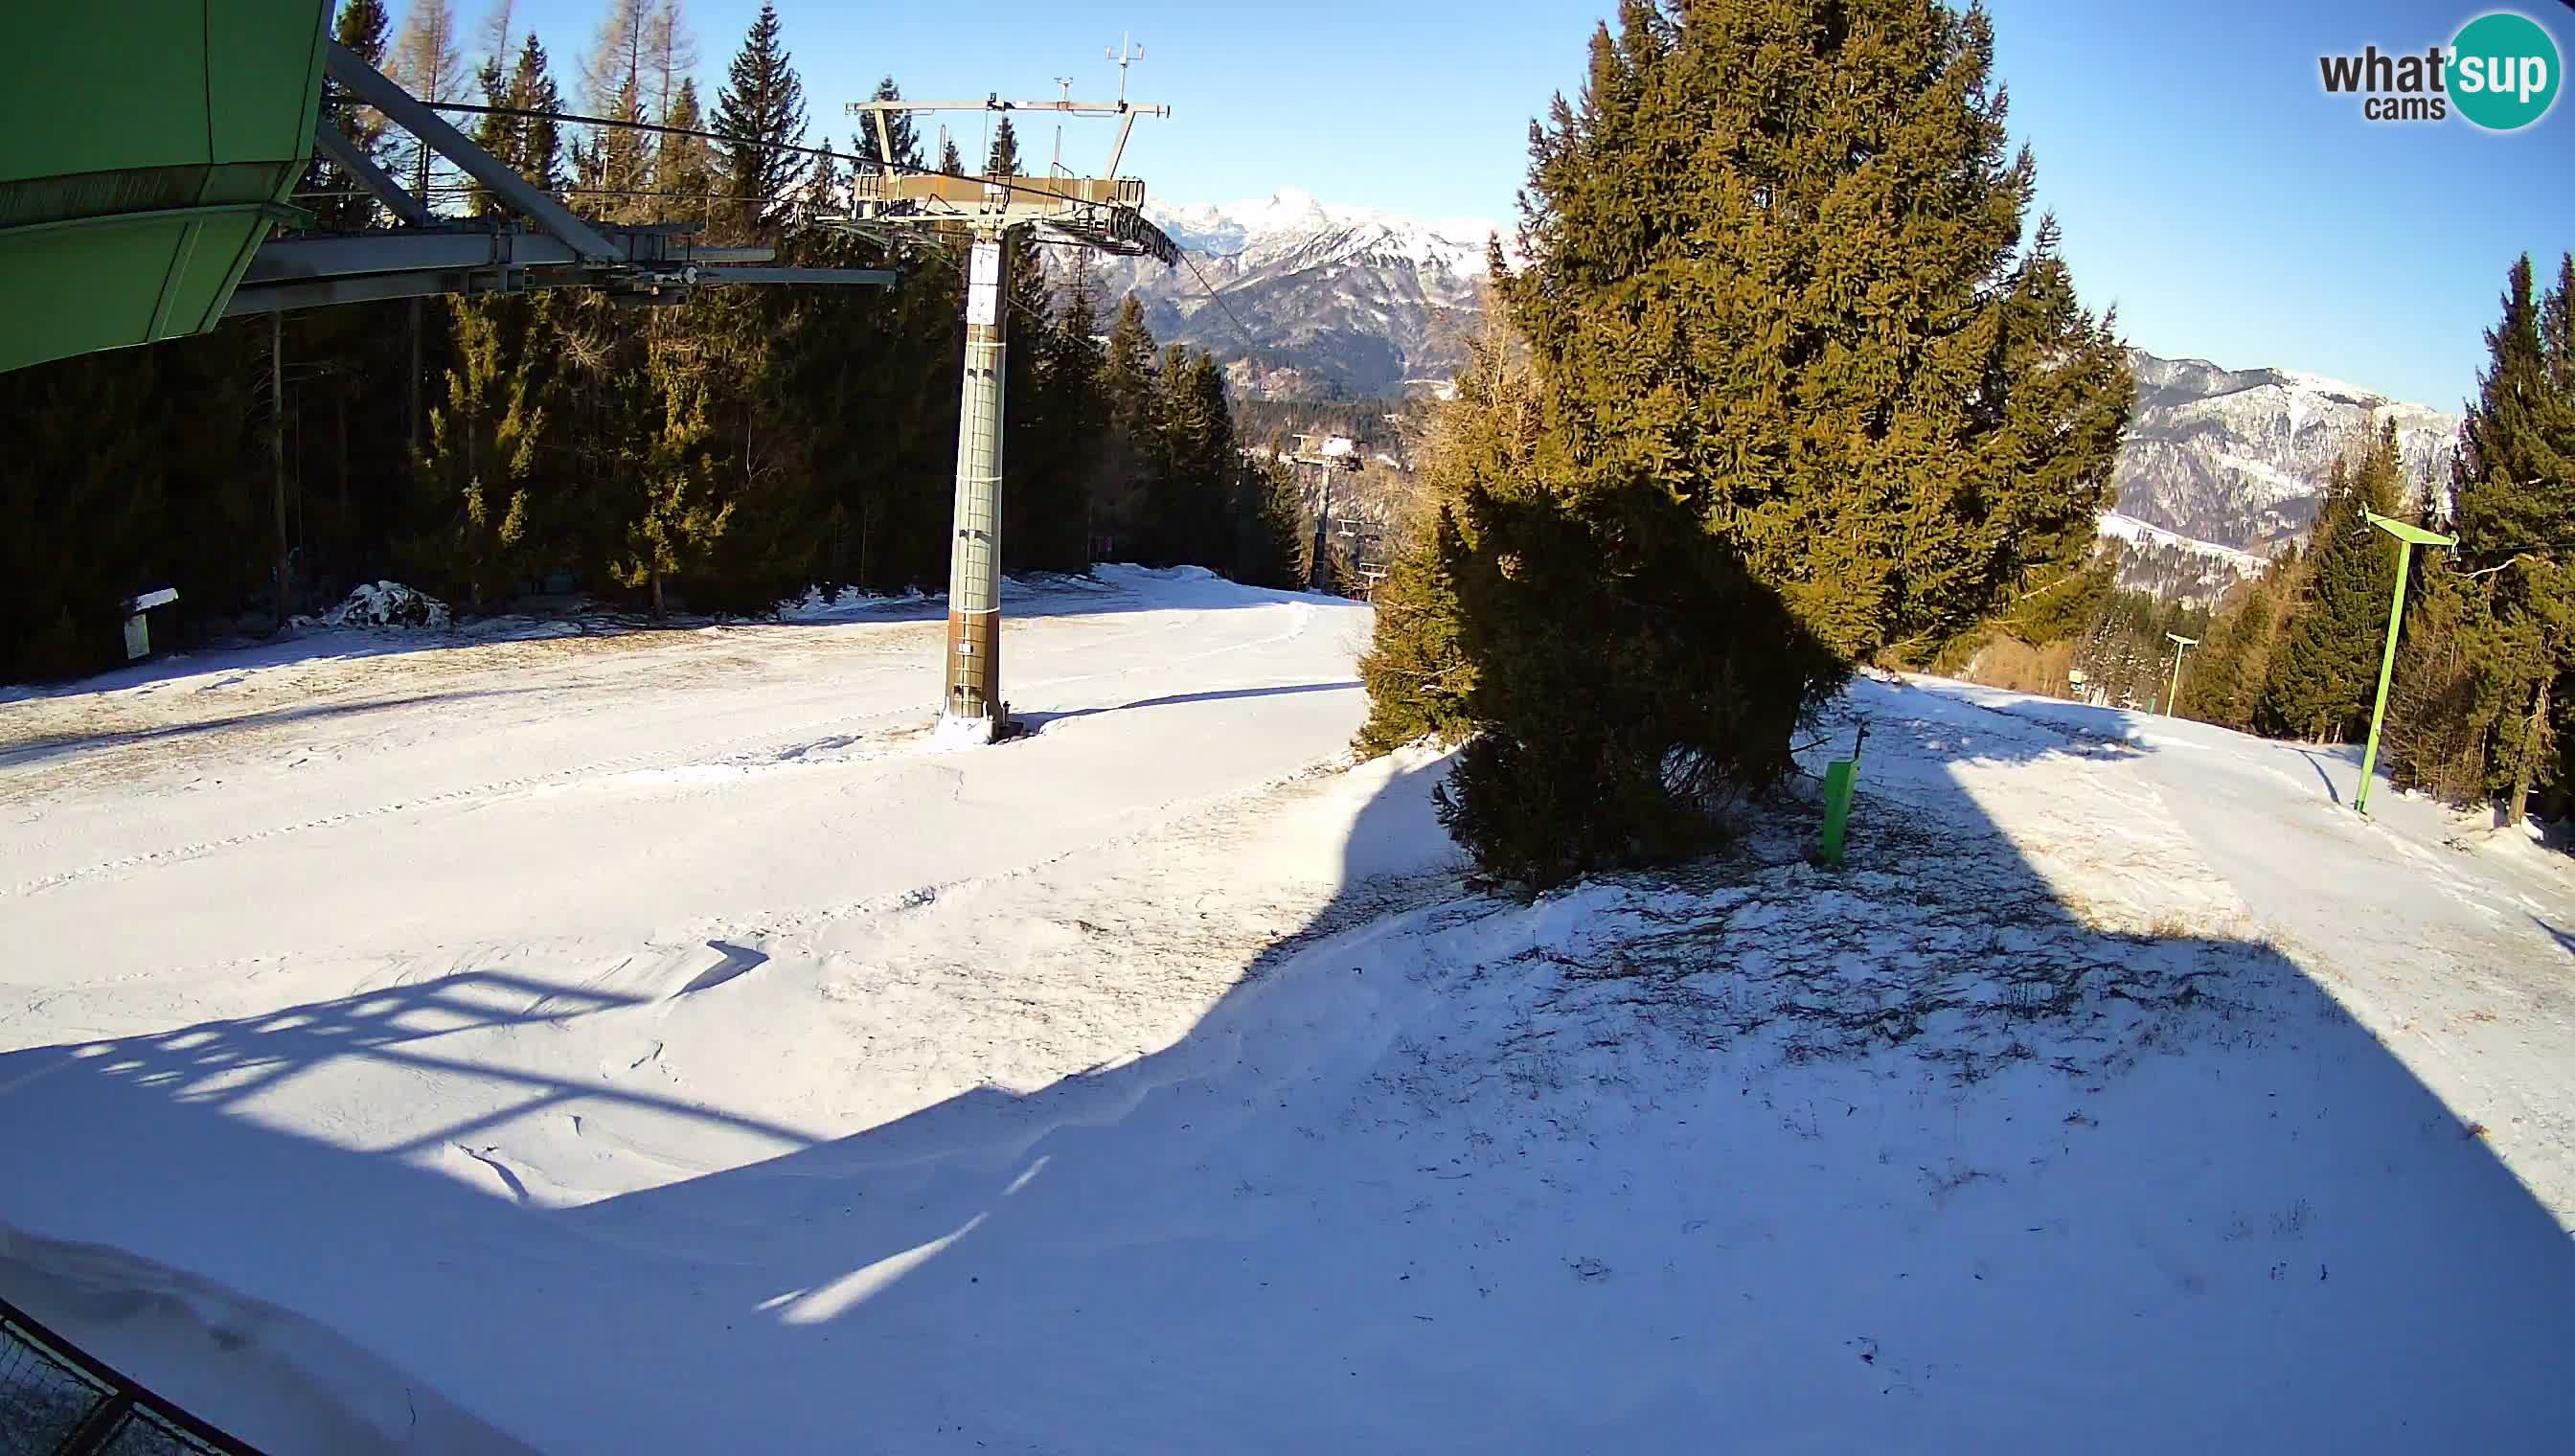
[
  {"x1": 956, "y1": 641, "x2": 976, "y2": 656},
  {"x1": 966, "y1": 240, "x2": 1002, "y2": 326}
]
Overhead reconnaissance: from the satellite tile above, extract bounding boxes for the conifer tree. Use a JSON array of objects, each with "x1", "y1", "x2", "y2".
[
  {"x1": 2384, "y1": 549, "x2": 2508, "y2": 804},
  {"x1": 407, "y1": 296, "x2": 544, "y2": 608},
  {"x1": 939, "y1": 135, "x2": 965, "y2": 176},
  {"x1": 510, "y1": 34, "x2": 564, "y2": 194},
  {"x1": 1148, "y1": 347, "x2": 1237, "y2": 568},
  {"x1": 2452, "y1": 254, "x2": 2575, "y2": 822},
  {"x1": 1502, "y1": 0, "x2": 2130, "y2": 660},
  {"x1": 595, "y1": 72, "x2": 652, "y2": 219},
  {"x1": 659, "y1": 79, "x2": 716, "y2": 217},
  {"x1": 1030, "y1": 261, "x2": 1109, "y2": 571},
  {"x1": 2183, "y1": 573, "x2": 2291, "y2": 731},
  {"x1": 1092, "y1": 294, "x2": 1158, "y2": 558},
  {"x1": 852, "y1": 78, "x2": 923, "y2": 175},
  {"x1": 712, "y1": 3, "x2": 809, "y2": 239},
  {"x1": 467, "y1": 43, "x2": 518, "y2": 216},
  {"x1": 986, "y1": 117, "x2": 1022, "y2": 177},
  {"x1": 2257, "y1": 430, "x2": 2404, "y2": 740},
  {"x1": 310, "y1": 0, "x2": 397, "y2": 232},
  {"x1": 1383, "y1": 0, "x2": 2120, "y2": 885},
  {"x1": 614, "y1": 328, "x2": 732, "y2": 615}
]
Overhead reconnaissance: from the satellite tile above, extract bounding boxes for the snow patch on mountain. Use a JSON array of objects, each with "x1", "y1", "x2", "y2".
[
  {"x1": 1063, "y1": 187, "x2": 1505, "y2": 399},
  {"x1": 2108, "y1": 350, "x2": 2461, "y2": 564}
]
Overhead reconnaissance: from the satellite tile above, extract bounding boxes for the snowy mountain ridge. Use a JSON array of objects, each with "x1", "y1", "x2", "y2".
[
  {"x1": 1074, "y1": 187, "x2": 1504, "y2": 399},
  {"x1": 2112, "y1": 349, "x2": 2460, "y2": 556},
  {"x1": 1147, "y1": 187, "x2": 1506, "y2": 280}
]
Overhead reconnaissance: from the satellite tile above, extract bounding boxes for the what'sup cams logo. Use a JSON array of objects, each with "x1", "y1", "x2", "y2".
[{"x1": 2318, "y1": 11, "x2": 2561, "y2": 129}]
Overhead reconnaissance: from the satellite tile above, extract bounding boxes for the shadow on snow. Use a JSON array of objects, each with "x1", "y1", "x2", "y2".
[{"x1": 3, "y1": 687, "x2": 2572, "y2": 1452}]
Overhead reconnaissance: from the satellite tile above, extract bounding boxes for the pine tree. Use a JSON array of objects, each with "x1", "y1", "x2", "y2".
[
  {"x1": 467, "y1": 39, "x2": 517, "y2": 216},
  {"x1": 582, "y1": 0, "x2": 650, "y2": 115},
  {"x1": 310, "y1": 0, "x2": 397, "y2": 232},
  {"x1": 1147, "y1": 347, "x2": 1238, "y2": 568},
  {"x1": 986, "y1": 117, "x2": 1022, "y2": 177},
  {"x1": 1029, "y1": 260, "x2": 1108, "y2": 571},
  {"x1": 2384, "y1": 549, "x2": 2508, "y2": 804},
  {"x1": 406, "y1": 297, "x2": 544, "y2": 609},
  {"x1": 939, "y1": 135, "x2": 964, "y2": 177},
  {"x1": 712, "y1": 3, "x2": 809, "y2": 240},
  {"x1": 2453, "y1": 254, "x2": 2575, "y2": 822},
  {"x1": 2257, "y1": 430, "x2": 2404, "y2": 741},
  {"x1": 1501, "y1": 0, "x2": 2131, "y2": 661},
  {"x1": 614, "y1": 327, "x2": 732, "y2": 615},
  {"x1": 595, "y1": 72, "x2": 652, "y2": 219},
  {"x1": 2183, "y1": 572, "x2": 2291, "y2": 731},
  {"x1": 659, "y1": 79, "x2": 716, "y2": 216},
  {"x1": 1384, "y1": 0, "x2": 2120, "y2": 886},
  {"x1": 1093, "y1": 293, "x2": 1158, "y2": 559},
  {"x1": 509, "y1": 34, "x2": 563, "y2": 194},
  {"x1": 851, "y1": 78, "x2": 923, "y2": 175}
]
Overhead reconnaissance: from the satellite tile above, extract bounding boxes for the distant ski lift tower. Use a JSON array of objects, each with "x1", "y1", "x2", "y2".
[{"x1": 843, "y1": 58, "x2": 1177, "y2": 743}]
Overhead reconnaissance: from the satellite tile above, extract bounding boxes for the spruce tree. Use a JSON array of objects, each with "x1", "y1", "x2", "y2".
[
  {"x1": 659, "y1": 78, "x2": 716, "y2": 217},
  {"x1": 712, "y1": 3, "x2": 809, "y2": 239},
  {"x1": 986, "y1": 117, "x2": 1022, "y2": 178},
  {"x1": 852, "y1": 78, "x2": 923, "y2": 174},
  {"x1": 311, "y1": 0, "x2": 397, "y2": 232},
  {"x1": 1093, "y1": 293, "x2": 1158, "y2": 559},
  {"x1": 2453, "y1": 254, "x2": 2575, "y2": 822},
  {"x1": 939, "y1": 135, "x2": 965, "y2": 176},
  {"x1": 596, "y1": 72, "x2": 652, "y2": 220},
  {"x1": 509, "y1": 34, "x2": 563, "y2": 194},
  {"x1": 1032, "y1": 260, "x2": 1109, "y2": 571},
  {"x1": 1387, "y1": 0, "x2": 2122, "y2": 886},
  {"x1": 467, "y1": 45, "x2": 519, "y2": 216},
  {"x1": 406, "y1": 297, "x2": 543, "y2": 609},
  {"x1": 2257, "y1": 431, "x2": 2404, "y2": 741},
  {"x1": 1502, "y1": 0, "x2": 2131, "y2": 660},
  {"x1": 613, "y1": 327, "x2": 732, "y2": 615}
]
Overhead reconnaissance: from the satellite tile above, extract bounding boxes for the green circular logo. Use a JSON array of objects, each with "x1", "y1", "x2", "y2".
[{"x1": 2451, "y1": 11, "x2": 2561, "y2": 130}]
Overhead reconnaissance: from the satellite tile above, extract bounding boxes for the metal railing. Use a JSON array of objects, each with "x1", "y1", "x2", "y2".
[{"x1": 0, "y1": 1294, "x2": 263, "y2": 1456}]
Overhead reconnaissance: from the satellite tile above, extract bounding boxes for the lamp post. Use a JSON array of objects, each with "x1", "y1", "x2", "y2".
[
  {"x1": 2163, "y1": 632, "x2": 2198, "y2": 719},
  {"x1": 2354, "y1": 511, "x2": 2458, "y2": 816}
]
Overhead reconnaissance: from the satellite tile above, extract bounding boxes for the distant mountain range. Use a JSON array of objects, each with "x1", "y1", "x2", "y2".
[
  {"x1": 1079, "y1": 188, "x2": 1503, "y2": 399},
  {"x1": 1081, "y1": 192, "x2": 2466, "y2": 598},
  {"x1": 2105, "y1": 352, "x2": 2461, "y2": 601}
]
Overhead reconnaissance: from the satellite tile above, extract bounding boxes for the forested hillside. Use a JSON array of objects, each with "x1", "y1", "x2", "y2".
[{"x1": 0, "y1": 0, "x2": 1302, "y2": 683}]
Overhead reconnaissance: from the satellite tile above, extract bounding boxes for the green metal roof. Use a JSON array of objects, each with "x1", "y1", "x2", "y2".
[{"x1": 0, "y1": 0, "x2": 330, "y2": 373}]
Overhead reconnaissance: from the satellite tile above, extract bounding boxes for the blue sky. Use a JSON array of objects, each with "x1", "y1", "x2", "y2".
[{"x1": 493, "y1": 0, "x2": 2572, "y2": 407}]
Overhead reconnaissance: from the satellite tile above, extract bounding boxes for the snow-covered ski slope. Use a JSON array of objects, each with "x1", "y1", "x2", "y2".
[{"x1": 4, "y1": 565, "x2": 2572, "y2": 1453}]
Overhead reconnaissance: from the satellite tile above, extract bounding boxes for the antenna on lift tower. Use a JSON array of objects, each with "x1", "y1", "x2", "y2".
[
  {"x1": 1107, "y1": 34, "x2": 1144, "y2": 106},
  {"x1": 843, "y1": 48, "x2": 1179, "y2": 745}
]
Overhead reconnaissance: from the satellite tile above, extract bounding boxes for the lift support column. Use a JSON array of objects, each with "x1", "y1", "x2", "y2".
[{"x1": 944, "y1": 229, "x2": 1010, "y2": 737}]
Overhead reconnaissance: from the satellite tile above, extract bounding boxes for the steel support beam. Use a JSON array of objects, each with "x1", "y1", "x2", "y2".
[
  {"x1": 325, "y1": 40, "x2": 622, "y2": 261},
  {"x1": 312, "y1": 124, "x2": 436, "y2": 228}
]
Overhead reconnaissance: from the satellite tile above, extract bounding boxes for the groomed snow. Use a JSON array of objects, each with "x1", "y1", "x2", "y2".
[{"x1": 5, "y1": 568, "x2": 2574, "y2": 1453}]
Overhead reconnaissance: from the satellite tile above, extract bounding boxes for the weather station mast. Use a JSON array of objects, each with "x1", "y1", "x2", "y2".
[{"x1": 843, "y1": 37, "x2": 1180, "y2": 745}]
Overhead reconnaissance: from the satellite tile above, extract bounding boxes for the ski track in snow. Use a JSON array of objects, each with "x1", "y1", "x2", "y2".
[{"x1": 3, "y1": 572, "x2": 2573, "y2": 1453}]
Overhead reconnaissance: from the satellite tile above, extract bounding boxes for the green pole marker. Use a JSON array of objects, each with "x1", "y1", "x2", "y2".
[
  {"x1": 2164, "y1": 632, "x2": 2198, "y2": 718},
  {"x1": 2355, "y1": 512, "x2": 2457, "y2": 816},
  {"x1": 1820, "y1": 760, "x2": 1857, "y2": 866},
  {"x1": 1818, "y1": 720, "x2": 1867, "y2": 866}
]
